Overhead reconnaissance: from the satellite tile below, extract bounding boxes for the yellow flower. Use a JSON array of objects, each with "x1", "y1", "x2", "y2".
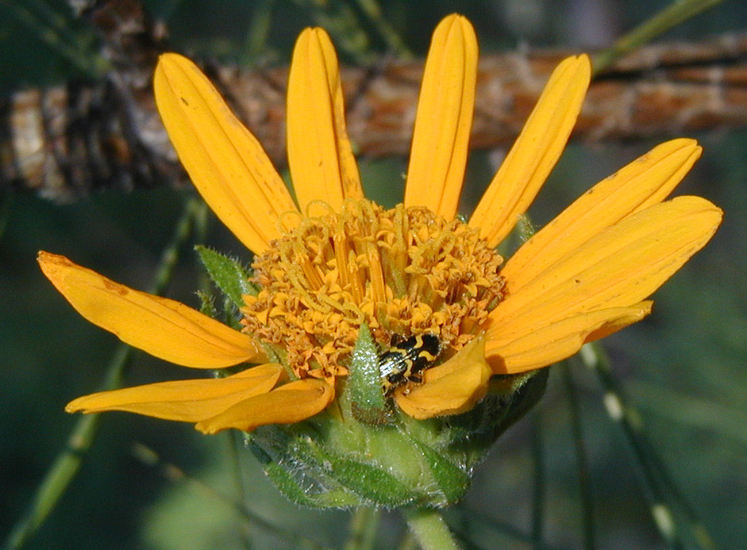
[{"x1": 40, "y1": 15, "x2": 721, "y2": 435}]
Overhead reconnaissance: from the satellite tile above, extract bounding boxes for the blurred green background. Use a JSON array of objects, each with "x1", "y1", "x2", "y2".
[{"x1": 1, "y1": 1, "x2": 744, "y2": 548}]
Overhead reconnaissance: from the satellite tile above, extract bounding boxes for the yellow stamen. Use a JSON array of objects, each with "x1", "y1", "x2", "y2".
[{"x1": 243, "y1": 199, "x2": 505, "y2": 379}]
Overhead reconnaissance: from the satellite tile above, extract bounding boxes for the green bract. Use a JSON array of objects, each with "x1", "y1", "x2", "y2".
[{"x1": 244, "y1": 335, "x2": 548, "y2": 509}]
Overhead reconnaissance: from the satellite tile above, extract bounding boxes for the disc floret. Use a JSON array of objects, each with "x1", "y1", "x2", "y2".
[{"x1": 242, "y1": 199, "x2": 506, "y2": 385}]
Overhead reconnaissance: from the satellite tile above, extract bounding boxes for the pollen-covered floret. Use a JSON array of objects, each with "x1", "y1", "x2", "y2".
[{"x1": 242, "y1": 199, "x2": 505, "y2": 381}]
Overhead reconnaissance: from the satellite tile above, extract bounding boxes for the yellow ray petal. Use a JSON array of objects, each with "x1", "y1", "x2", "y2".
[
  {"x1": 486, "y1": 303, "x2": 652, "y2": 374},
  {"x1": 38, "y1": 252, "x2": 264, "y2": 368},
  {"x1": 287, "y1": 28, "x2": 363, "y2": 213},
  {"x1": 469, "y1": 55, "x2": 591, "y2": 247},
  {"x1": 154, "y1": 53, "x2": 298, "y2": 254},
  {"x1": 395, "y1": 335, "x2": 491, "y2": 419},
  {"x1": 196, "y1": 378, "x2": 334, "y2": 433},
  {"x1": 66, "y1": 364, "x2": 285, "y2": 421},
  {"x1": 404, "y1": 14, "x2": 477, "y2": 219},
  {"x1": 489, "y1": 196, "x2": 722, "y2": 331},
  {"x1": 503, "y1": 139, "x2": 702, "y2": 292}
]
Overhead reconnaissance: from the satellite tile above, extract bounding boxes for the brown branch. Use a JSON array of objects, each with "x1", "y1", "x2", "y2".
[{"x1": 1, "y1": 18, "x2": 745, "y2": 202}]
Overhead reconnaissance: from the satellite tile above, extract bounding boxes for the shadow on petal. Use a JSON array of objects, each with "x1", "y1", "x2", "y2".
[
  {"x1": 66, "y1": 364, "x2": 285, "y2": 422},
  {"x1": 491, "y1": 196, "x2": 722, "y2": 332},
  {"x1": 196, "y1": 378, "x2": 335, "y2": 434},
  {"x1": 486, "y1": 302, "x2": 652, "y2": 374}
]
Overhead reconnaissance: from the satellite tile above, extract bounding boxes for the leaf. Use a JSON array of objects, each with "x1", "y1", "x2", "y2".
[
  {"x1": 323, "y1": 456, "x2": 415, "y2": 508},
  {"x1": 263, "y1": 463, "x2": 361, "y2": 509},
  {"x1": 248, "y1": 426, "x2": 364, "y2": 509},
  {"x1": 408, "y1": 437, "x2": 471, "y2": 505},
  {"x1": 348, "y1": 324, "x2": 390, "y2": 424},
  {"x1": 195, "y1": 289, "x2": 218, "y2": 318},
  {"x1": 195, "y1": 245, "x2": 257, "y2": 307}
]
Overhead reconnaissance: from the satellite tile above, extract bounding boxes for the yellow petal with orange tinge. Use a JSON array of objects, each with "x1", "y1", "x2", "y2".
[
  {"x1": 404, "y1": 14, "x2": 477, "y2": 220},
  {"x1": 486, "y1": 303, "x2": 652, "y2": 374},
  {"x1": 38, "y1": 252, "x2": 264, "y2": 368},
  {"x1": 287, "y1": 28, "x2": 363, "y2": 213},
  {"x1": 502, "y1": 139, "x2": 702, "y2": 293},
  {"x1": 154, "y1": 53, "x2": 298, "y2": 255},
  {"x1": 65, "y1": 364, "x2": 285, "y2": 421},
  {"x1": 489, "y1": 196, "x2": 722, "y2": 331},
  {"x1": 196, "y1": 378, "x2": 334, "y2": 433},
  {"x1": 395, "y1": 335, "x2": 491, "y2": 419},
  {"x1": 469, "y1": 55, "x2": 591, "y2": 247}
]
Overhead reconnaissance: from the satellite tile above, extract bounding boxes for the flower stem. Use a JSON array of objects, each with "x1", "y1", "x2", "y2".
[
  {"x1": 592, "y1": 0, "x2": 723, "y2": 75},
  {"x1": 530, "y1": 414, "x2": 546, "y2": 547},
  {"x1": 576, "y1": 344, "x2": 715, "y2": 549},
  {"x1": 226, "y1": 430, "x2": 252, "y2": 549},
  {"x1": 2, "y1": 195, "x2": 203, "y2": 550},
  {"x1": 560, "y1": 363, "x2": 596, "y2": 550},
  {"x1": 344, "y1": 507, "x2": 380, "y2": 550},
  {"x1": 404, "y1": 508, "x2": 461, "y2": 550},
  {"x1": 3, "y1": 345, "x2": 131, "y2": 550}
]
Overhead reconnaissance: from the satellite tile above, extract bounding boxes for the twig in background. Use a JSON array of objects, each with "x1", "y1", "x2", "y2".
[{"x1": 2, "y1": 29, "x2": 744, "y2": 202}]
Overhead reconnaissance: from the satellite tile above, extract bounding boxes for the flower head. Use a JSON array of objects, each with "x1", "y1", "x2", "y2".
[{"x1": 41, "y1": 15, "x2": 720, "y2": 450}]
